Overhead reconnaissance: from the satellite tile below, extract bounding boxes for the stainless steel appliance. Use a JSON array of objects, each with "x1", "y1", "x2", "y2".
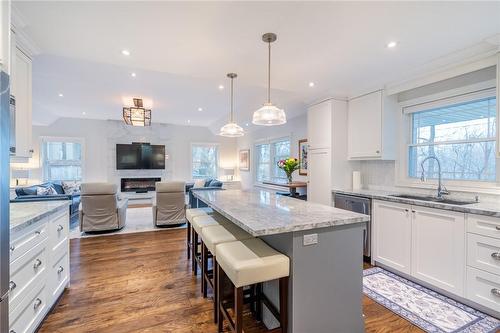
[
  {"x1": 334, "y1": 193, "x2": 371, "y2": 258},
  {"x1": 0, "y1": 69, "x2": 11, "y2": 332}
]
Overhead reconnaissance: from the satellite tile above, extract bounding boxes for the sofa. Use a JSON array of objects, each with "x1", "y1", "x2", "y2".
[
  {"x1": 187, "y1": 178, "x2": 224, "y2": 208},
  {"x1": 12, "y1": 181, "x2": 81, "y2": 217}
]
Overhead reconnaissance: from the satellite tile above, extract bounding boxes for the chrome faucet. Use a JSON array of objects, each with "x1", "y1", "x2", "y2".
[{"x1": 420, "y1": 156, "x2": 449, "y2": 199}]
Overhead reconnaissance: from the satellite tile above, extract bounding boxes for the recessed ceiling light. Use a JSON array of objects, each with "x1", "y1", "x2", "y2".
[
  {"x1": 187, "y1": 120, "x2": 191, "y2": 124},
  {"x1": 218, "y1": 85, "x2": 224, "y2": 90},
  {"x1": 121, "y1": 49, "x2": 130, "y2": 56},
  {"x1": 198, "y1": 107, "x2": 203, "y2": 112},
  {"x1": 131, "y1": 72, "x2": 136, "y2": 77},
  {"x1": 308, "y1": 82, "x2": 315, "y2": 87},
  {"x1": 386, "y1": 41, "x2": 398, "y2": 48},
  {"x1": 245, "y1": 123, "x2": 249, "y2": 127},
  {"x1": 82, "y1": 112, "x2": 86, "y2": 115},
  {"x1": 58, "y1": 93, "x2": 64, "y2": 97}
]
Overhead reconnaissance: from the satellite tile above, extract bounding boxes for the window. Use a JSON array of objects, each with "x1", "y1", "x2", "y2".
[
  {"x1": 408, "y1": 95, "x2": 496, "y2": 182},
  {"x1": 255, "y1": 138, "x2": 290, "y2": 182},
  {"x1": 42, "y1": 139, "x2": 83, "y2": 181},
  {"x1": 191, "y1": 144, "x2": 218, "y2": 179}
]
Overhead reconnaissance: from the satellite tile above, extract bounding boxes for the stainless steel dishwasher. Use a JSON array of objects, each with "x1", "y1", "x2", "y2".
[{"x1": 334, "y1": 193, "x2": 371, "y2": 259}]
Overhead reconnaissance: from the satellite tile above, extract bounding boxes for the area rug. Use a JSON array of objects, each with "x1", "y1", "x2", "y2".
[
  {"x1": 69, "y1": 207, "x2": 186, "y2": 239},
  {"x1": 363, "y1": 267, "x2": 500, "y2": 333}
]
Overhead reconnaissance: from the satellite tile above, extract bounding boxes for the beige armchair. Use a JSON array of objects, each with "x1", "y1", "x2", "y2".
[
  {"x1": 79, "y1": 183, "x2": 128, "y2": 232},
  {"x1": 153, "y1": 181, "x2": 186, "y2": 226}
]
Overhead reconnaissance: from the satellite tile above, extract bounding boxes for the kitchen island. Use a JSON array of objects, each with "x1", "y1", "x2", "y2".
[{"x1": 194, "y1": 189, "x2": 370, "y2": 333}]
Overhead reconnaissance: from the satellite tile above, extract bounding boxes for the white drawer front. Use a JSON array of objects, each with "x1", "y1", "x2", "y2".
[
  {"x1": 9, "y1": 238, "x2": 48, "y2": 311},
  {"x1": 10, "y1": 280, "x2": 47, "y2": 333},
  {"x1": 466, "y1": 267, "x2": 500, "y2": 312},
  {"x1": 49, "y1": 251, "x2": 69, "y2": 302},
  {"x1": 49, "y1": 210, "x2": 69, "y2": 253},
  {"x1": 467, "y1": 233, "x2": 500, "y2": 276},
  {"x1": 467, "y1": 214, "x2": 500, "y2": 239},
  {"x1": 10, "y1": 219, "x2": 48, "y2": 263}
]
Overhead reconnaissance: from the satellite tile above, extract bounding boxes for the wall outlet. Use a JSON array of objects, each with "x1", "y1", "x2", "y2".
[{"x1": 303, "y1": 233, "x2": 318, "y2": 246}]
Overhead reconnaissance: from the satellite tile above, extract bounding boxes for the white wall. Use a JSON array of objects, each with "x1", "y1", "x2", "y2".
[
  {"x1": 16, "y1": 118, "x2": 237, "y2": 185},
  {"x1": 236, "y1": 114, "x2": 307, "y2": 190}
]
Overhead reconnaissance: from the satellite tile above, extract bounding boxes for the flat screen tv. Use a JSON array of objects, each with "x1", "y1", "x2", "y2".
[{"x1": 116, "y1": 143, "x2": 165, "y2": 170}]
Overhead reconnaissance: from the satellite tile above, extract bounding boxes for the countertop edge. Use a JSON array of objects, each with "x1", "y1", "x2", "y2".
[{"x1": 10, "y1": 201, "x2": 71, "y2": 233}]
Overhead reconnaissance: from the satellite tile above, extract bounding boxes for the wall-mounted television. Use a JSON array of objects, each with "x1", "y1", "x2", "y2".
[{"x1": 116, "y1": 143, "x2": 165, "y2": 170}]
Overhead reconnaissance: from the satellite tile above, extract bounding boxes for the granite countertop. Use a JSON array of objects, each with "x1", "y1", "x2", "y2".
[
  {"x1": 10, "y1": 200, "x2": 70, "y2": 233},
  {"x1": 333, "y1": 188, "x2": 500, "y2": 217},
  {"x1": 193, "y1": 189, "x2": 369, "y2": 236}
]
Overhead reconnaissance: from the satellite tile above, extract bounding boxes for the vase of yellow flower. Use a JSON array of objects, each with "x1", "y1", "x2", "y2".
[{"x1": 277, "y1": 158, "x2": 299, "y2": 184}]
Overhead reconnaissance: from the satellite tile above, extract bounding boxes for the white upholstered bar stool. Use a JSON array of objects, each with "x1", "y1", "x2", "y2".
[
  {"x1": 215, "y1": 238, "x2": 290, "y2": 333},
  {"x1": 191, "y1": 214, "x2": 221, "y2": 276},
  {"x1": 186, "y1": 208, "x2": 213, "y2": 262},
  {"x1": 201, "y1": 223, "x2": 253, "y2": 322}
]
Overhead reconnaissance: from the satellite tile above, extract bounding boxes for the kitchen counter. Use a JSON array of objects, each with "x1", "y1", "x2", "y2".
[
  {"x1": 10, "y1": 200, "x2": 70, "y2": 233},
  {"x1": 333, "y1": 188, "x2": 500, "y2": 217},
  {"x1": 193, "y1": 189, "x2": 369, "y2": 236}
]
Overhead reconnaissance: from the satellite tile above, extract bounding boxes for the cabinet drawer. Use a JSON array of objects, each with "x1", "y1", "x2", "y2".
[
  {"x1": 49, "y1": 251, "x2": 69, "y2": 302},
  {"x1": 49, "y1": 210, "x2": 69, "y2": 253},
  {"x1": 467, "y1": 214, "x2": 500, "y2": 239},
  {"x1": 9, "y1": 238, "x2": 48, "y2": 311},
  {"x1": 9, "y1": 280, "x2": 47, "y2": 333},
  {"x1": 466, "y1": 267, "x2": 500, "y2": 312},
  {"x1": 10, "y1": 219, "x2": 48, "y2": 262},
  {"x1": 467, "y1": 233, "x2": 500, "y2": 276}
]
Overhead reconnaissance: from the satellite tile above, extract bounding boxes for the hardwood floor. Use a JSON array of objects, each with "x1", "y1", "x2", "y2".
[{"x1": 39, "y1": 229, "x2": 422, "y2": 333}]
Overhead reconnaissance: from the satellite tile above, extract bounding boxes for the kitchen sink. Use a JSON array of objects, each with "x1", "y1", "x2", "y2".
[{"x1": 389, "y1": 194, "x2": 476, "y2": 206}]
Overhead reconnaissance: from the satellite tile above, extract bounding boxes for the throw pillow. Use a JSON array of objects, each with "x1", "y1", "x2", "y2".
[
  {"x1": 36, "y1": 186, "x2": 57, "y2": 196},
  {"x1": 193, "y1": 179, "x2": 205, "y2": 188},
  {"x1": 62, "y1": 181, "x2": 81, "y2": 194}
]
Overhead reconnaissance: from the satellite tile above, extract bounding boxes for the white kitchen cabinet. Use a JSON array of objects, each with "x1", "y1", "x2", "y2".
[
  {"x1": 307, "y1": 148, "x2": 331, "y2": 205},
  {"x1": 0, "y1": 0, "x2": 10, "y2": 73},
  {"x1": 373, "y1": 200, "x2": 412, "y2": 274},
  {"x1": 307, "y1": 100, "x2": 332, "y2": 149},
  {"x1": 411, "y1": 206, "x2": 465, "y2": 296},
  {"x1": 10, "y1": 30, "x2": 33, "y2": 161},
  {"x1": 347, "y1": 90, "x2": 398, "y2": 160}
]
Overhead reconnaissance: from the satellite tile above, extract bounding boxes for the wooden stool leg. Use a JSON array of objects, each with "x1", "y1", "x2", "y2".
[
  {"x1": 186, "y1": 221, "x2": 191, "y2": 259},
  {"x1": 235, "y1": 286, "x2": 244, "y2": 333},
  {"x1": 192, "y1": 230, "x2": 198, "y2": 275},
  {"x1": 201, "y1": 242, "x2": 208, "y2": 297},
  {"x1": 213, "y1": 257, "x2": 218, "y2": 323},
  {"x1": 279, "y1": 276, "x2": 289, "y2": 333},
  {"x1": 217, "y1": 264, "x2": 224, "y2": 333},
  {"x1": 256, "y1": 283, "x2": 262, "y2": 321}
]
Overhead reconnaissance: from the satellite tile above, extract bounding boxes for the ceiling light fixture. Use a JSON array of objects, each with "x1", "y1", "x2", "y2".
[
  {"x1": 122, "y1": 98, "x2": 151, "y2": 126},
  {"x1": 58, "y1": 93, "x2": 64, "y2": 97},
  {"x1": 131, "y1": 72, "x2": 136, "y2": 77},
  {"x1": 198, "y1": 107, "x2": 203, "y2": 112},
  {"x1": 219, "y1": 73, "x2": 244, "y2": 137},
  {"x1": 121, "y1": 49, "x2": 130, "y2": 56},
  {"x1": 218, "y1": 85, "x2": 224, "y2": 90},
  {"x1": 252, "y1": 33, "x2": 286, "y2": 126},
  {"x1": 187, "y1": 119, "x2": 191, "y2": 124},
  {"x1": 386, "y1": 41, "x2": 398, "y2": 48},
  {"x1": 309, "y1": 82, "x2": 315, "y2": 87},
  {"x1": 82, "y1": 112, "x2": 86, "y2": 115}
]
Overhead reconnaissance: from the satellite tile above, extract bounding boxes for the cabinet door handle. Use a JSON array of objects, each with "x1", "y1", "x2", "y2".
[
  {"x1": 9, "y1": 245, "x2": 15, "y2": 252},
  {"x1": 10, "y1": 330, "x2": 16, "y2": 333},
  {"x1": 376, "y1": 150, "x2": 380, "y2": 154},
  {"x1": 57, "y1": 224, "x2": 64, "y2": 232},
  {"x1": 412, "y1": 210, "x2": 416, "y2": 213},
  {"x1": 9, "y1": 281, "x2": 16, "y2": 291},
  {"x1": 35, "y1": 230, "x2": 41, "y2": 235},
  {"x1": 33, "y1": 259, "x2": 42, "y2": 269},
  {"x1": 33, "y1": 298, "x2": 42, "y2": 310},
  {"x1": 496, "y1": 226, "x2": 500, "y2": 231},
  {"x1": 491, "y1": 288, "x2": 500, "y2": 297},
  {"x1": 491, "y1": 253, "x2": 500, "y2": 260},
  {"x1": 404, "y1": 209, "x2": 409, "y2": 212},
  {"x1": 57, "y1": 266, "x2": 64, "y2": 274}
]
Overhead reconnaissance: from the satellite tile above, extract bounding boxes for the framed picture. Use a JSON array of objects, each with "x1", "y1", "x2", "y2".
[
  {"x1": 239, "y1": 149, "x2": 250, "y2": 171},
  {"x1": 298, "y1": 139, "x2": 308, "y2": 175}
]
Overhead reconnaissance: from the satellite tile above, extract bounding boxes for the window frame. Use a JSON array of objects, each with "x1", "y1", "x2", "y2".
[
  {"x1": 190, "y1": 142, "x2": 220, "y2": 180},
  {"x1": 396, "y1": 86, "x2": 499, "y2": 192},
  {"x1": 253, "y1": 136, "x2": 291, "y2": 184},
  {"x1": 41, "y1": 136, "x2": 85, "y2": 182}
]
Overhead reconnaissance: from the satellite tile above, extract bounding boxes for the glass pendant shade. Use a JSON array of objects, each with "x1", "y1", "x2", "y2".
[
  {"x1": 252, "y1": 102, "x2": 286, "y2": 126},
  {"x1": 123, "y1": 98, "x2": 151, "y2": 126},
  {"x1": 219, "y1": 122, "x2": 244, "y2": 137}
]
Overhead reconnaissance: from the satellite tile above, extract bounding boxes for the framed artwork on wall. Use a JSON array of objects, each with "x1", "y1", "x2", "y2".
[
  {"x1": 298, "y1": 139, "x2": 308, "y2": 175},
  {"x1": 239, "y1": 149, "x2": 250, "y2": 171}
]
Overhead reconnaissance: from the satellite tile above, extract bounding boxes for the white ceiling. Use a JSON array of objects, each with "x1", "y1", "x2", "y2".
[{"x1": 13, "y1": 1, "x2": 500, "y2": 128}]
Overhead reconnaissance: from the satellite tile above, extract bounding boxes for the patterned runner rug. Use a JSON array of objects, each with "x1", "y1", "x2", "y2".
[{"x1": 363, "y1": 267, "x2": 500, "y2": 333}]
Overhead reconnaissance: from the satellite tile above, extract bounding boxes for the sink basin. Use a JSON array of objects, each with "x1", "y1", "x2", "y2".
[{"x1": 389, "y1": 194, "x2": 476, "y2": 206}]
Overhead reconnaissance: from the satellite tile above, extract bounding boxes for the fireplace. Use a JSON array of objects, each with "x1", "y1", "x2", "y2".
[{"x1": 120, "y1": 177, "x2": 161, "y2": 193}]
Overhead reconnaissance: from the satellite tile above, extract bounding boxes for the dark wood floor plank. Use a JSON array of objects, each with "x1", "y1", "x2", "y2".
[{"x1": 39, "y1": 229, "x2": 421, "y2": 333}]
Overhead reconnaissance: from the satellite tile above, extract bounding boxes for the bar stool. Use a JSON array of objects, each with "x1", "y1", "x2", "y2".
[
  {"x1": 215, "y1": 238, "x2": 290, "y2": 333},
  {"x1": 201, "y1": 224, "x2": 253, "y2": 322},
  {"x1": 185, "y1": 208, "x2": 213, "y2": 260},
  {"x1": 191, "y1": 214, "x2": 221, "y2": 276}
]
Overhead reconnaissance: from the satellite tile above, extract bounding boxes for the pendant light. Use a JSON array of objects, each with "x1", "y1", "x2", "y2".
[
  {"x1": 219, "y1": 73, "x2": 244, "y2": 137},
  {"x1": 252, "y1": 33, "x2": 286, "y2": 126}
]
